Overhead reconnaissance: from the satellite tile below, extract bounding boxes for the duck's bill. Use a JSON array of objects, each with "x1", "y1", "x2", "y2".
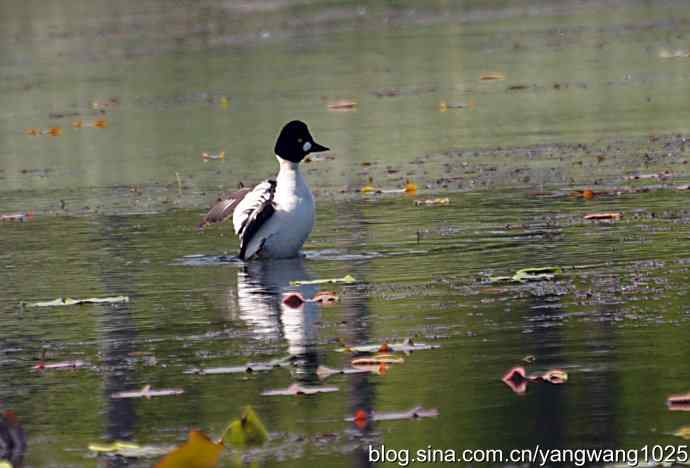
[{"x1": 310, "y1": 142, "x2": 330, "y2": 153}]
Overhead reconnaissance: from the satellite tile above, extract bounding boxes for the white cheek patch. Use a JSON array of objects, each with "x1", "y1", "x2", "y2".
[{"x1": 302, "y1": 141, "x2": 312, "y2": 152}]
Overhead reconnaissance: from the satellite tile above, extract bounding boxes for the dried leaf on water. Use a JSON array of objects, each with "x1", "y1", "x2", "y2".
[
  {"x1": 282, "y1": 291, "x2": 339, "y2": 308},
  {"x1": 316, "y1": 365, "x2": 370, "y2": 380},
  {"x1": 202, "y1": 152, "x2": 225, "y2": 161},
  {"x1": 261, "y1": 383, "x2": 339, "y2": 396},
  {"x1": 89, "y1": 441, "x2": 169, "y2": 458},
  {"x1": 624, "y1": 171, "x2": 673, "y2": 180},
  {"x1": 351, "y1": 354, "x2": 405, "y2": 366},
  {"x1": 290, "y1": 275, "x2": 357, "y2": 286},
  {"x1": 502, "y1": 366, "x2": 528, "y2": 395},
  {"x1": 336, "y1": 338, "x2": 439, "y2": 354},
  {"x1": 538, "y1": 369, "x2": 568, "y2": 384},
  {"x1": 221, "y1": 406, "x2": 268, "y2": 447},
  {"x1": 439, "y1": 99, "x2": 475, "y2": 112},
  {"x1": 34, "y1": 360, "x2": 86, "y2": 371},
  {"x1": 345, "y1": 406, "x2": 439, "y2": 424},
  {"x1": 23, "y1": 295, "x2": 129, "y2": 307},
  {"x1": 282, "y1": 292, "x2": 305, "y2": 308},
  {"x1": 360, "y1": 177, "x2": 379, "y2": 193},
  {"x1": 327, "y1": 100, "x2": 357, "y2": 111},
  {"x1": 583, "y1": 212, "x2": 622, "y2": 221},
  {"x1": 313, "y1": 290, "x2": 339, "y2": 305},
  {"x1": 403, "y1": 179, "x2": 417, "y2": 193},
  {"x1": 112, "y1": 384, "x2": 184, "y2": 400},
  {"x1": 489, "y1": 266, "x2": 561, "y2": 284},
  {"x1": 155, "y1": 431, "x2": 223, "y2": 468},
  {"x1": 674, "y1": 426, "x2": 690, "y2": 440},
  {"x1": 480, "y1": 72, "x2": 506, "y2": 81},
  {"x1": 186, "y1": 357, "x2": 291, "y2": 375},
  {"x1": 0, "y1": 212, "x2": 33, "y2": 222},
  {"x1": 414, "y1": 197, "x2": 449, "y2": 206},
  {"x1": 667, "y1": 392, "x2": 690, "y2": 411}
]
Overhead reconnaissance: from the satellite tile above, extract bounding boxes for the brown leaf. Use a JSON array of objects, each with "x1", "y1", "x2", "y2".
[{"x1": 584, "y1": 212, "x2": 622, "y2": 221}]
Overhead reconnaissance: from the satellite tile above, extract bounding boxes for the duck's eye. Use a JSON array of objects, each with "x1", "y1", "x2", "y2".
[{"x1": 297, "y1": 138, "x2": 303, "y2": 143}]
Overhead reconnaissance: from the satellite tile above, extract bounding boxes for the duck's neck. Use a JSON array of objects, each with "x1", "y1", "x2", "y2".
[{"x1": 276, "y1": 156, "x2": 310, "y2": 201}]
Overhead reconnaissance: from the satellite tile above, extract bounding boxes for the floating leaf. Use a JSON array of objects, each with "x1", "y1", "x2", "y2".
[
  {"x1": 89, "y1": 441, "x2": 169, "y2": 458},
  {"x1": 414, "y1": 198, "x2": 449, "y2": 206},
  {"x1": 350, "y1": 362, "x2": 390, "y2": 375},
  {"x1": 34, "y1": 360, "x2": 86, "y2": 371},
  {"x1": 336, "y1": 338, "x2": 439, "y2": 354},
  {"x1": 112, "y1": 384, "x2": 184, "y2": 399},
  {"x1": 290, "y1": 275, "x2": 356, "y2": 286},
  {"x1": 316, "y1": 365, "x2": 370, "y2": 380},
  {"x1": 155, "y1": 431, "x2": 223, "y2": 468},
  {"x1": 327, "y1": 100, "x2": 357, "y2": 111},
  {"x1": 219, "y1": 96, "x2": 230, "y2": 109},
  {"x1": 502, "y1": 366, "x2": 528, "y2": 395},
  {"x1": 0, "y1": 212, "x2": 33, "y2": 222},
  {"x1": 584, "y1": 212, "x2": 622, "y2": 221},
  {"x1": 512, "y1": 267, "x2": 562, "y2": 282},
  {"x1": 351, "y1": 354, "x2": 404, "y2": 366},
  {"x1": 522, "y1": 354, "x2": 536, "y2": 364},
  {"x1": 439, "y1": 99, "x2": 475, "y2": 112},
  {"x1": 345, "y1": 406, "x2": 439, "y2": 424},
  {"x1": 24, "y1": 128, "x2": 40, "y2": 136},
  {"x1": 23, "y1": 295, "x2": 129, "y2": 307},
  {"x1": 538, "y1": 369, "x2": 568, "y2": 384},
  {"x1": 360, "y1": 177, "x2": 379, "y2": 193},
  {"x1": 47, "y1": 127, "x2": 62, "y2": 136},
  {"x1": 480, "y1": 72, "x2": 505, "y2": 81},
  {"x1": 202, "y1": 152, "x2": 225, "y2": 161},
  {"x1": 94, "y1": 119, "x2": 108, "y2": 129},
  {"x1": 282, "y1": 292, "x2": 305, "y2": 308},
  {"x1": 674, "y1": 427, "x2": 690, "y2": 440},
  {"x1": 261, "y1": 383, "x2": 338, "y2": 396},
  {"x1": 313, "y1": 291, "x2": 339, "y2": 305},
  {"x1": 667, "y1": 392, "x2": 690, "y2": 411},
  {"x1": 489, "y1": 267, "x2": 561, "y2": 284},
  {"x1": 221, "y1": 406, "x2": 268, "y2": 447},
  {"x1": 403, "y1": 179, "x2": 417, "y2": 193},
  {"x1": 624, "y1": 171, "x2": 673, "y2": 180},
  {"x1": 187, "y1": 357, "x2": 291, "y2": 376}
]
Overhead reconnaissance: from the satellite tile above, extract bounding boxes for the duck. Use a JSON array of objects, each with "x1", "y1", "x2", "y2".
[{"x1": 199, "y1": 120, "x2": 329, "y2": 260}]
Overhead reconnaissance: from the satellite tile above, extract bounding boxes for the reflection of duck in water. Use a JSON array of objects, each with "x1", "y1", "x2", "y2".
[
  {"x1": 199, "y1": 121, "x2": 330, "y2": 260},
  {"x1": 234, "y1": 257, "x2": 322, "y2": 381}
]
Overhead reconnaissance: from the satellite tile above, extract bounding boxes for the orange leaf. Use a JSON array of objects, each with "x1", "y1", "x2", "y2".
[
  {"x1": 24, "y1": 128, "x2": 40, "y2": 136},
  {"x1": 48, "y1": 127, "x2": 62, "y2": 136},
  {"x1": 94, "y1": 119, "x2": 108, "y2": 129},
  {"x1": 156, "y1": 431, "x2": 223, "y2": 468},
  {"x1": 403, "y1": 179, "x2": 417, "y2": 193}
]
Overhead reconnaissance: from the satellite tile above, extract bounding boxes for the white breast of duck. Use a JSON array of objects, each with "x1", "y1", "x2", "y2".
[{"x1": 243, "y1": 158, "x2": 315, "y2": 259}]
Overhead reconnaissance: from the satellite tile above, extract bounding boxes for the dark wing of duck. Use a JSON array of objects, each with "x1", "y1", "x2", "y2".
[
  {"x1": 234, "y1": 179, "x2": 277, "y2": 260},
  {"x1": 198, "y1": 187, "x2": 252, "y2": 230}
]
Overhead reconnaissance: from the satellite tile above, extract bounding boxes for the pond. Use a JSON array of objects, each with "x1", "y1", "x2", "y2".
[{"x1": 1, "y1": 1, "x2": 690, "y2": 467}]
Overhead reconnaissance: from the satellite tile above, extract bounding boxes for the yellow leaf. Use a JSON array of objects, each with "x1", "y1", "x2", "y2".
[
  {"x1": 222, "y1": 406, "x2": 268, "y2": 447},
  {"x1": 89, "y1": 441, "x2": 140, "y2": 453},
  {"x1": 403, "y1": 179, "x2": 417, "y2": 193},
  {"x1": 155, "y1": 431, "x2": 223, "y2": 468},
  {"x1": 361, "y1": 177, "x2": 377, "y2": 193}
]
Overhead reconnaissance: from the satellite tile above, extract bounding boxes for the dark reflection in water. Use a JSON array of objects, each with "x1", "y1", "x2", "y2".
[
  {"x1": 340, "y1": 204, "x2": 375, "y2": 468},
  {"x1": 97, "y1": 216, "x2": 138, "y2": 455},
  {"x1": 235, "y1": 258, "x2": 323, "y2": 382}
]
